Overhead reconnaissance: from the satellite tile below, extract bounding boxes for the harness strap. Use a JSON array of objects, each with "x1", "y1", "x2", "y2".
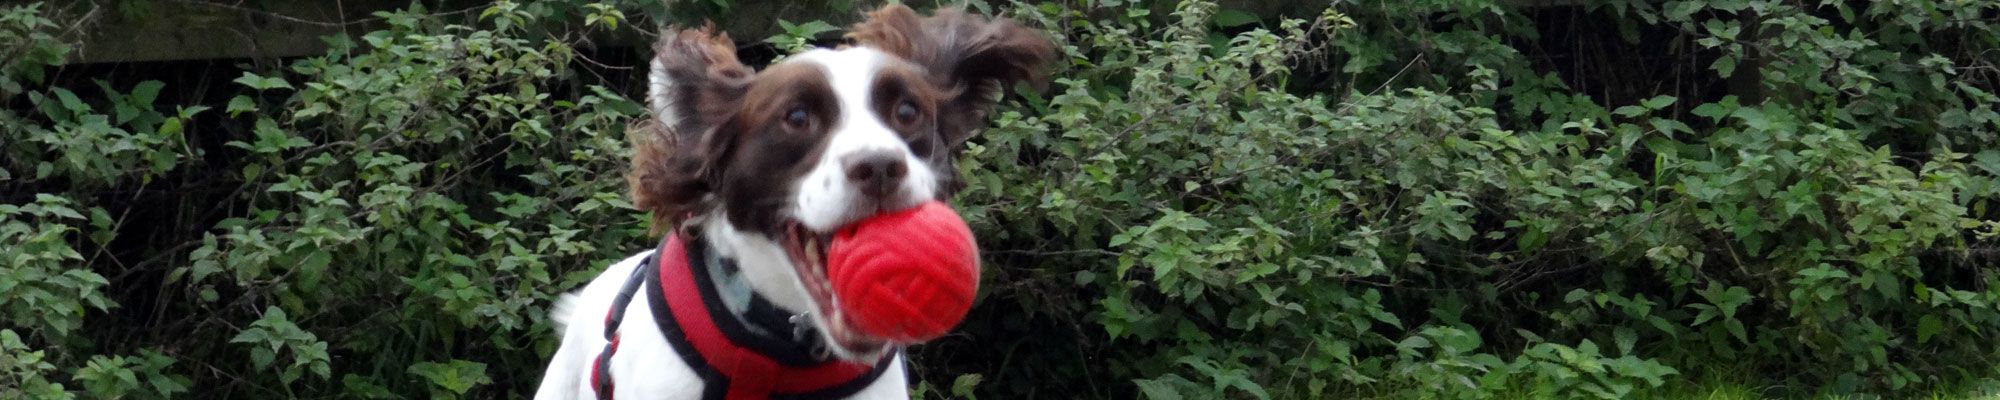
[
  {"x1": 590, "y1": 256, "x2": 654, "y2": 400},
  {"x1": 588, "y1": 236, "x2": 896, "y2": 400}
]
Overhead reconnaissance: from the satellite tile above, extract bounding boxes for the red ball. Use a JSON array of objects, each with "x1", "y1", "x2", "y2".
[{"x1": 826, "y1": 200, "x2": 981, "y2": 342}]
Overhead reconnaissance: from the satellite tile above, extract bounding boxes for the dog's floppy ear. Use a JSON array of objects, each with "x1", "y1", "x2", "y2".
[
  {"x1": 648, "y1": 26, "x2": 753, "y2": 138},
  {"x1": 632, "y1": 26, "x2": 752, "y2": 234},
  {"x1": 848, "y1": 4, "x2": 1057, "y2": 149}
]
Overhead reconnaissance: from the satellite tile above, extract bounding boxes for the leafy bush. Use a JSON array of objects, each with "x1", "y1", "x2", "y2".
[
  {"x1": 4, "y1": 1, "x2": 642, "y2": 397},
  {"x1": 3, "y1": 0, "x2": 1999, "y2": 398},
  {"x1": 954, "y1": 0, "x2": 2000, "y2": 397}
]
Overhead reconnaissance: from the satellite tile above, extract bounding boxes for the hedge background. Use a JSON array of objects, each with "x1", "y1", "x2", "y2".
[{"x1": 4, "y1": 0, "x2": 2000, "y2": 398}]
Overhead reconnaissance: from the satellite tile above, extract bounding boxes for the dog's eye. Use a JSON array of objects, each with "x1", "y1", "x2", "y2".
[
  {"x1": 894, "y1": 101, "x2": 918, "y2": 124},
  {"x1": 784, "y1": 106, "x2": 811, "y2": 128}
]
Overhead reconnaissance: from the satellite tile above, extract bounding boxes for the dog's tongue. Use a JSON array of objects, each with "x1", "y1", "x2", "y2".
[{"x1": 825, "y1": 200, "x2": 980, "y2": 342}]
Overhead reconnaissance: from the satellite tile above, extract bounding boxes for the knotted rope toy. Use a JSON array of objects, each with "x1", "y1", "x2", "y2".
[{"x1": 826, "y1": 200, "x2": 980, "y2": 342}]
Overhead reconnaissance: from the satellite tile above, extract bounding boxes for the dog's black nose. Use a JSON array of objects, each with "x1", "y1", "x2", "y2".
[{"x1": 843, "y1": 149, "x2": 907, "y2": 199}]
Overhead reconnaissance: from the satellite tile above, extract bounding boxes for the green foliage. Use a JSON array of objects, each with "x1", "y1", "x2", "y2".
[
  {"x1": 1, "y1": 329, "x2": 71, "y2": 399},
  {"x1": 74, "y1": 351, "x2": 190, "y2": 400},
  {"x1": 228, "y1": 307, "x2": 332, "y2": 384},
  {"x1": 3, "y1": 1, "x2": 642, "y2": 397},
  {"x1": 3, "y1": 0, "x2": 1999, "y2": 398},
  {"x1": 0, "y1": 2, "x2": 67, "y2": 97},
  {"x1": 960, "y1": 0, "x2": 2000, "y2": 397},
  {"x1": 407, "y1": 359, "x2": 494, "y2": 399},
  {"x1": 0, "y1": 195, "x2": 112, "y2": 342},
  {"x1": 766, "y1": 19, "x2": 841, "y2": 55}
]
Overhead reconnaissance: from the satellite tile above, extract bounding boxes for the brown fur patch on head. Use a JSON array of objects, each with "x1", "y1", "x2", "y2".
[
  {"x1": 708, "y1": 62, "x2": 841, "y2": 235},
  {"x1": 846, "y1": 4, "x2": 1058, "y2": 149},
  {"x1": 630, "y1": 26, "x2": 755, "y2": 234},
  {"x1": 867, "y1": 63, "x2": 950, "y2": 161}
]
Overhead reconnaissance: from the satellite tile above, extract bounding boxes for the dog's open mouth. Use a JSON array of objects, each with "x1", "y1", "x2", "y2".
[{"x1": 780, "y1": 220, "x2": 890, "y2": 359}]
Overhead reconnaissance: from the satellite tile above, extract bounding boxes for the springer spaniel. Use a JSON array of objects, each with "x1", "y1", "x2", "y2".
[{"x1": 533, "y1": 5, "x2": 1053, "y2": 400}]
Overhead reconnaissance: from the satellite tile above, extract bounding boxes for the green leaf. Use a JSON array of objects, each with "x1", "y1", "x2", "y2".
[
  {"x1": 1369, "y1": 307, "x2": 1403, "y2": 329},
  {"x1": 159, "y1": 116, "x2": 184, "y2": 136},
  {"x1": 234, "y1": 72, "x2": 293, "y2": 91},
  {"x1": 408, "y1": 360, "x2": 492, "y2": 395},
  {"x1": 1917, "y1": 315, "x2": 1944, "y2": 344},
  {"x1": 1640, "y1": 95, "x2": 1676, "y2": 110},
  {"x1": 1398, "y1": 335, "x2": 1432, "y2": 351},
  {"x1": 1613, "y1": 105, "x2": 1648, "y2": 117},
  {"x1": 1134, "y1": 378, "x2": 1185, "y2": 400},
  {"x1": 792, "y1": 20, "x2": 837, "y2": 36},
  {"x1": 1711, "y1": 55, "x2": 1737, "y2": 78},
  {"x1": 1665, "y1": 1, "x2": 1704, "y2": 20},
  {"x1": 297, "y1": 250, "x2": 333, "y2": 291},
  {"x1": 1212, "y1": 10, "x2": 1259, "y2": 28},
  {"x1": 54, "y1": 87, "x2": 87, "y2": 114},
  {"x1": 130, "y1": 80, "x2": 165, "y2": 105},
  {"x1": 46, "y1": 204, "x2": 84, "y2": 220},
  {"x1": 230, "y1": 327, "x2": 269, "y2": 345},
  {"x1": 1690, "y1": 96, "x2": 1738, "y2": 121},
  {"x1": 250, "y1": 347, "x2": 276, "y2": 369},
  {"x1": 1109, "y1": 230, "x2": 1137, "y2": 247},
  {"x1": 227, "y1": 95, "x2": 259, "y2": 116},
  {"x1": 1614, "y1": 327, "x2": 1637, "y2": 356},
  {"x1": 1724, "y1": 319, "x2": 1748, "y2": 343},
  {"x1": 951, "y1": 374, "x2": 983, "y2": 398},
  {"x1": 1649, "y1": 118, "x2": 1693, "y2": 136},
  {"x1": 1971, "y1": 150, "x2": 2000, "y2": 175}
]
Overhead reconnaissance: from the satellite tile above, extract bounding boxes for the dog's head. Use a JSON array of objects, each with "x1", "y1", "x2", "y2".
[{"x1": 628, "y1": 5, "x2": 1054, "y2": 360}]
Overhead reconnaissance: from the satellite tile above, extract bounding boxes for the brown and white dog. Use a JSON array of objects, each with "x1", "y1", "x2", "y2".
[{"x1": 534, "y1": 5, "x2": 1053, "y2": 400}]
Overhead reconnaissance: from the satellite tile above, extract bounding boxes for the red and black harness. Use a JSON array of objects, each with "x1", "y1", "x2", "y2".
[{"x1": 590, "y1": 235, "x2": 896, "y2": 400}]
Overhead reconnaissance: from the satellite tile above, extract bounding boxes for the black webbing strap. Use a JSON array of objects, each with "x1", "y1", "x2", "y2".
[{"x1": 589, "y1": 254, "x2": 655, "y2": 399}]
